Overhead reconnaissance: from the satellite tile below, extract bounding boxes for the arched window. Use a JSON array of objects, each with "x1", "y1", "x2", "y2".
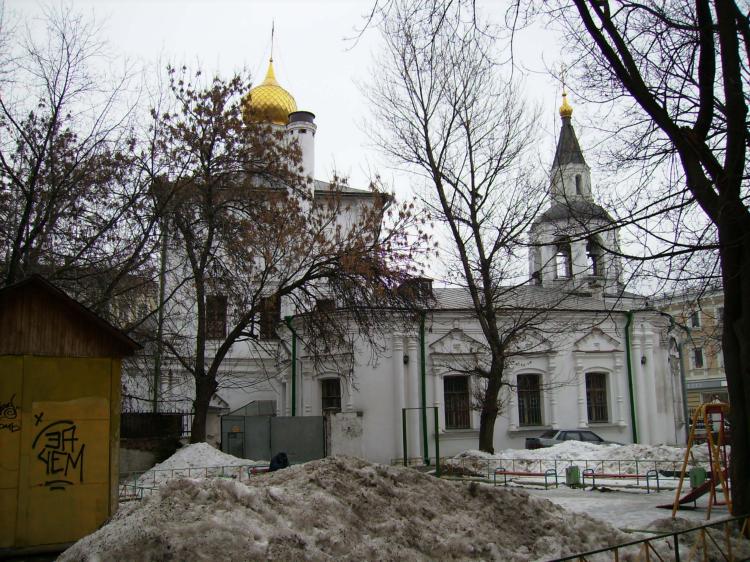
[
  {"x1": 205, "y1": 295, "x2": 227, "y2": 339},
  {"x1": 444, "y1": 376, "x2": 470, "y2": 429},
  {"x1": 321, "y1": 378, "x2": 342, "y2": 413},
  {"x1": 586, "y1": 237, "x2": 603, "y2": 276},
  {"x1": 585, "y1": 372, "x2": 608, "y2": 423},
  {"x1": 555, "y1": 238, "x2": 572, "y2": 278},
  {"x1": 575, "y1": 174, "x2": 582, "y2": 195},
  {"x1": 517, "y1": 374, "x2": 542, "y2": 426}
]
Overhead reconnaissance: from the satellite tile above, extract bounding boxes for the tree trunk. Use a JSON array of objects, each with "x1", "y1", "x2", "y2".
[
  {"x1": 478, "y1": 365, "x2": 504, "y2": 454},
  {"x1": 478, "y1": 408, "x2": 498, "y2": 454},
  {"x1": 718, "y1": 207, "x2": 750, "y2": 516},
  {"x1": 719, "y1": 227, "x2": 750, "y2": 515},
  {"x1": 190, "y1": 375, "x2": 218, "y2": 443}
]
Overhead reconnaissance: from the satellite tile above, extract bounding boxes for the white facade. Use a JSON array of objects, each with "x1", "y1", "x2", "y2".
[
  {"x1": 253, "y1": 299, "x2": 685, "y2": 464},
  {"x1": 125, "y1": 69, "x2": 687, "y2": 460}
]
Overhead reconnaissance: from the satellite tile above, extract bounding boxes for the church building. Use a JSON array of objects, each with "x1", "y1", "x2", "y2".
[{"x1": 138, "y1": 59, "x2": 688, "y2": 463}]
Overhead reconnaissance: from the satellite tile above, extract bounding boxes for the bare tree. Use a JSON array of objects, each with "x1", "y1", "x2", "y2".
[
  {"x1": 142, "y1": 66, "x2": 428, "y2": 442},
  {"x1": 519, "y1": 0, "x2": 750, "y2": 516},
  {"x1": 0, "y1": 6, "x2": 157, "y2": 313},
  {"x1": 367, "y1": 0, "x2": 598, "y2": 452}
]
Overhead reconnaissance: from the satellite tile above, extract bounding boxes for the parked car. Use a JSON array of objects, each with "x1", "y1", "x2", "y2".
[
  {"x1": 690, "y1": 418, "x2": 730, "y2": 444},
  {"x1": 525, "y1": 429, "x2": 621, "y2": 450}
]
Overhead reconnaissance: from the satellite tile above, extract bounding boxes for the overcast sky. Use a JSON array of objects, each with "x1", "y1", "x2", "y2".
[{"x1": 6, "y1": 0, "x2": 572, "y2": 198}]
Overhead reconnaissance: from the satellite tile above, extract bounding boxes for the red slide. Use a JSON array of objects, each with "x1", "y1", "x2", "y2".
[{"x1": 657, "y1": 481, "x2": 712, "y2": 510}]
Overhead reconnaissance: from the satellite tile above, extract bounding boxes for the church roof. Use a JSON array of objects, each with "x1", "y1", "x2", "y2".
[
  {"x1": 535, "y1": 199, "x2": 614, "y2": 225},
  {"x1": 432, "y1": 286, "x2": 646, "y2": 312},
  {"x1": 552, "y1": 115, "x2": 587, "y2": 168},
  {"x1": 313, "y1": 179, "x2": 382, "y2": 198}
]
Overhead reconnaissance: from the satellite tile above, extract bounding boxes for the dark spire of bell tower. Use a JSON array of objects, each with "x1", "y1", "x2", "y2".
[{"x1": 552, "y1": 91, "x2": 586, "y2": 168}]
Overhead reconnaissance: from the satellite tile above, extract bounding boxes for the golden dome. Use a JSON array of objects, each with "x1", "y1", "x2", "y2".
[
  {"x1": 559, "y1": 90, "x2": 573, "y2": 118},
  {"x1": 243, "y1": 59, "x2": 297, "y2": 125}
]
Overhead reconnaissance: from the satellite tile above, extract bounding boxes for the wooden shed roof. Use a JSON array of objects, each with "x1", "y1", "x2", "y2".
[{"x1": 0, "y1": 275, "x2": 140, "y2": 358}]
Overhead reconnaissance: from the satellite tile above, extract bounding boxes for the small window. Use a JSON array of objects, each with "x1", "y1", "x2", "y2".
[
  {"x1": 555, "y1": 238, "x2": 572, "y2": 279},
  {"x1": 260, "y1": 295, "x2": 281, "y2": 340},
  {"x1": 300, "y1": 128, "x2": 307, "y2": 134},
  {"x1": 205, "y1": 295, "x2": 227, "y2": 340},
  {"x1": 575, "y1": 174, "x2": 582, "y2": 195},
  {"x1": 716, "y1": 307, "x2": 724, "y2": 325},
  {"x1": 690, "y1": 311, "x2": 701, "y2": 328},
  {"x1": 321, "y1": 378, "x2": 341, "y2": 413},
  {"x1": 586, "y1": 372, "x2": 609, "y2": 423},
  {"x1": 693, "y1": 347, "x2": 704, "y2": 369},
  {"x1": 444, "y1": 376, "x2": 470, "y2": 429},
  {"x1": 398, "y1": 277, "x2": 433, "y2": 299},
  {"x1": 316, "y1": 298, "x2": 335, "y2": 313},
  {"x1": 137, "y1": 302, "x2": 149, "y2": 321},
  {"x1": 586, "y1": 238, "x2": 602, "y2": 276},
  {"x1": 517, "y1": 374, "x2": 542, "y2": 426}
]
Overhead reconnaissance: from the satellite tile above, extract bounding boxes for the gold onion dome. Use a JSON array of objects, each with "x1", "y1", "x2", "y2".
[
  {"x1": 559, "y1": 90, "x2": 573, "y2": 118},
  {"x1": 243, "y1": 59, "x2": 297, "y2": 125}
]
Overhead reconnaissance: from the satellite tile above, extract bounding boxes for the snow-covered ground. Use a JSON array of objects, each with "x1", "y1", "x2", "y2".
[
  {"x1": 449, "y1": 441, "x2": 712, "y2": 477},
  {"x1": 450, "y1": 443, "x2": 731, "y2": 529},
  {"x1": 62, "y1": 442, "x2": 742, "y2": 561}
]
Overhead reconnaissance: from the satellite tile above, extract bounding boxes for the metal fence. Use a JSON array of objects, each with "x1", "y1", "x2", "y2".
[
  {"x1": 554, "y1": 514, "x2": 750, "y2": 561},
  {"x1": 119, "y1": 463, "x2": 270, "y2": 501},
  {"x1": 426, "y1": 456, "x2": 700, "y2": 486}
]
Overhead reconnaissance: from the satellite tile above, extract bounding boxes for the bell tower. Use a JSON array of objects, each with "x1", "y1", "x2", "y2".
[{"x1": 528, "y1": 90, "x2": 623, "y2": 296}]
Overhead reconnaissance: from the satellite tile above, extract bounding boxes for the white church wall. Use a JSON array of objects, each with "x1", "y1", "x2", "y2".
[
  {"x1": 326, "y1": 309, "x2": 684, "y2": 464},
  {"x1": 329, "y1": 411, "x2": 365, "y2": 457}
]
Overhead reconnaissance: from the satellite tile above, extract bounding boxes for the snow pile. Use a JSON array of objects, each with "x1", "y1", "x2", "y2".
[
  {"x1": 64, "y1": 456, "x2": 630, "y2": 561},
  {"x1": 450, "y1": 442, "x2": 712, "y2": 476},
  {"x1": 646, "y1": 517, "x2": 750, "y2": 561},
  {"x1": 132, "y1": 443, "x2": 263, "y2": 488},
  {"x1": 593, "y1": 443, "x2": 710, "y2": 464}
]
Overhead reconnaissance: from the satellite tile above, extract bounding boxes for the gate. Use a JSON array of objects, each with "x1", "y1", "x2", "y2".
[{"x1": 221, "y1": 415, "x2": 325, "y2": 464}]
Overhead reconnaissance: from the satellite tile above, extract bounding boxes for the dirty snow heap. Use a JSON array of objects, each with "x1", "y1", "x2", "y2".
[{"x1": 62, "y1": 455, "x2": 628, "y2": 561}]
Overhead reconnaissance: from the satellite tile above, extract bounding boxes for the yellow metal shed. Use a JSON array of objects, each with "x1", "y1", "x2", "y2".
[{"x1": 0, "y1": 275, "x2": 138, "y2": 555}]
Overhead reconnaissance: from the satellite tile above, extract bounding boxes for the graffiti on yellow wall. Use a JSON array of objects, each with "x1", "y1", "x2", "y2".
[
  {"x1": 32, "y1": 414, "x2": 85, "y2": 491},
  {"x1": 0, "y1": 393, "x2": 20, "y2": 433}
]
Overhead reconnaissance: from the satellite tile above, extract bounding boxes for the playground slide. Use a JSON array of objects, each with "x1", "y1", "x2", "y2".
[{"x1": 657, "y1": 480, "x2": 712, "y2": 510}]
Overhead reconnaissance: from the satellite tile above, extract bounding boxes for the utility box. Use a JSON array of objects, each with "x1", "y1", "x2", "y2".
[
  {"x1": 0, "y1": 276, "x2": 138, "y2": 556},
  {"x1": 565, "y1": 466, "x2": 581, "y2": 487},
  {"x1": 690, "y1": 467, "x2": 707, "y2": 489}
]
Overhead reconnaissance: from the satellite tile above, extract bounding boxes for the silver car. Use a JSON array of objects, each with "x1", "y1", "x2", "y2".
[{"x1": 525, "y1": 429, "x2": 620, "y2": 449}]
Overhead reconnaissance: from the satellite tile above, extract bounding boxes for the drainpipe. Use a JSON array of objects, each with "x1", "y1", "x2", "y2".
[
  {"x1": 420, "y1": 311, "x2": 429, "y2": 465},
  {"x1": 153, "y1": 218, "x2": 168, "y2": 414},
  {"x1": 625, "y1": 311, "x2": 638, "y2": 443},
  {"x1": 284, "y1": 316, "x2": 297, "y2": 416}
]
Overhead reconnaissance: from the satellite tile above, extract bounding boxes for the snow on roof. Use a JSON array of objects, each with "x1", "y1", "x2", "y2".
[
  {"x1": 313, "y1": 179, "x2": 376, "y2": 196},
  {"x1": 63, "y1": 456, "x2": 630, "y2": 561}
]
